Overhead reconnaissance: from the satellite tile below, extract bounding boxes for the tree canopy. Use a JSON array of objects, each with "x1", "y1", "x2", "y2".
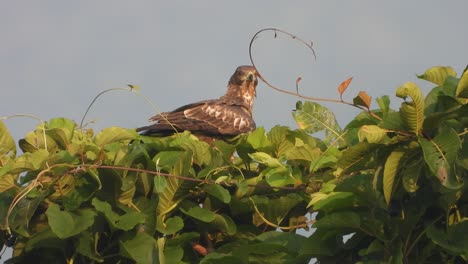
[{"x1": 0, "y1": 65, "x2": 467, "y2": 263}]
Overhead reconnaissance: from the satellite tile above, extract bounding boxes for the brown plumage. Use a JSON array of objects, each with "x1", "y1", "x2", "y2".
[{"x1": 137, "y1": 65, "x2": 258, "y2": 137}]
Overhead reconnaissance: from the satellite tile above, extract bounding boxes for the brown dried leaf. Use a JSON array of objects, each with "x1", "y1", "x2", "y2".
[
  {"x1": 353, "y1": 91, "x2": 372, "y2": 109},
  {"x1": 338, "y1": 77, "x2": 353, "y2": 95}
]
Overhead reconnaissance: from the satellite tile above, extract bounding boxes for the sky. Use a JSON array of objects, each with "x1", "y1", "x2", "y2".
[{"x1": 1, "y1": 0, "x2": 468, "y2": 261}]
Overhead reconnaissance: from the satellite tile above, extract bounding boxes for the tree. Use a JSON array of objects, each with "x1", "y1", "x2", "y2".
[{"x1": 0, "y1": 65, "x2": 467, "y2": 263}]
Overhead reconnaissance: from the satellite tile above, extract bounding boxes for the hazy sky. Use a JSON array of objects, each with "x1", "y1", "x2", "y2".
[
  {"x1": 2, "y1": 1, "x2": 467, "y2": 142},
  {"x1": 1, "y1": 1, "x2": 468, "y2": 261}
]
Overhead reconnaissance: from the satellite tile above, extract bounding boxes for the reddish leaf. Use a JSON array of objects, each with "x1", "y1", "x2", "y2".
[
  {"x1": 338, "y1": 77, "x2": 353, "y2": 96},
  {"x1": 353, "y1": 91, "x2": 372, "y2": 109},
  {"x1": 192, "y1": 243, "x2": 208, "y2": 256},
  {"x1": 296, "y1": 77, "x2": 302, "y2": 93}
]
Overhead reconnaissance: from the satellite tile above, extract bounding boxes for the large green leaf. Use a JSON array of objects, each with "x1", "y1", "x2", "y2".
[
  {"x1": 92, "y1": 198, "x2": 145, "y2": 231},
  {"x1": 383, "y1": 150, "x2": 405, "y2": 205},
  {"x1": 418, "y1": 127, "x2": 462, "y2": 189},
  {"x1": 0, "y1": 121, "x2": 16, "y2": 159},
  {"x1": 427, "y1": 220, "x2": 468, "y2": 255},
  {"x1": 396, "y1": 82, "x2": 425, "y2": 134},
  {"x1": 46, "y1": 118, "x2": 76, "y2": 149},
  {"x1": 119, "y1": 232, "x2": 156, "y2": 264},
  {"x1": 358, "y1": 125, "x2": 387, "y2": 143},
  {"x1": 94, "y1": 127, "x2": 137, "y2": 146},
  {"x1": 170, "y1": 133, "x2": 212, "y2": 165},
  {"x1": 417, "y1": 66, "x2": 457, "y2": 86},
  {"x1": 179, "y1": 200, "x2": 215, "y2": 223},
  {"x1": 336, "y1": 143, "x2": 375, "y2": 174},
  {"x1": 293, "y1": 101, "x2": 341, "y2": 142},
  {"x1": 156, "y1": 215, "x2": 184, "y2": 235},
  {"x1": 46, "y1": 204, "x2": 96, "y2": 239}
]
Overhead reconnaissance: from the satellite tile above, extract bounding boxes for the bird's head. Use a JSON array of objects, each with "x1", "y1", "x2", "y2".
[{"x1": 229, "y1": 65, "x2": 258, "y2": 87}]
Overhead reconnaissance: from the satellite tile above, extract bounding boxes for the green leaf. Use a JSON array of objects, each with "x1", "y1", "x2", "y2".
[
  {"x1": 313, "y1": 211, "x2": 360, "y2": 229},
  {"x1": 46, "y1": 204, "x2": 96, "y2": 239},
  {"x1": 94, "y1": 127, "x2": 137, "y2": 146},
  {"x1": 179, "y1": 200, "x2": 215, "y2": 223},
  {"x1": 0, "y1": 174, "x2": 17, "y2": 193},
  {"x1": 249, "y1": 152, "x2": 284, "y2": 167},
  {"x1": 358, "y1": 125, "x2": 387, "y2": 143},
  {"x1": 419, "y1": 127, "x2": 462, "y2": 189},
  {"x1": 12, "y1": 149, "x2": 50, "y2": 172},
  {"x1": 427, "y1": 220, "x2": 468, "y2": 255},
  {"x1": 417, "y1": 66, "x2": 457, "y2": 85},
  {"x1": 376, "y1": 95, "x2": 391, "y2": 113},
  {"x1": 200, "y1": 253, "x2": 244, "y2": 264},
  {"x1": 92, "y1": 198, "x2": 145, "y2": 230},
  {"x1": 0, "y1": 120, "x2": 16, "y2": 159},
  {"x1": 401, "y1": 157, "x2": 423, "y2": 193},
  {"x1": 396, "y1": 82, "x2": 425, "y2": 134},
  {"x1": 156, "y1": 215, "x2": 184, "y2": 235},
  {"x1": 337, "y1": 143, "x2": 375, "y2": 174},
  {"x1": 456, "y1": 70, "x2": 468, "y2": 98},
  {"x1": 46, "y1": 118, "x2": 76, "y2": 148},
  {"x1": 293, "y1": 101, "x2": 341, "y2": 142},
  {"x1": 171, "y1": 133, "x2": 212, "y2": 165},
  {"x1": 76, "y1": 231, "x2": 103, "y2": 262},
  {"x1": 153, "y1": 175, "x2": 168, "y2": 193},
  {"x1": 120, "y1": 232, "x2": 156, "y2": 264},
  {"x1": 247, "y1": 127, "x2": 271, "y2": 150},
  {"x1": 202, "y1": 184, "x2": 231, "y2": 203},
  {"x1": 312, "y1": 192, "x2": 355, "y2": 213},
  {"x1": 211, "y1": 214, "x2": 237, "y2": 235},
  {"x1": 383, "y1": 150, "x2": 405, "y2": 205}
]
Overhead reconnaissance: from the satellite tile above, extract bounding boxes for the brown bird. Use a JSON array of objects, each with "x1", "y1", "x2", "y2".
[{"x1": 137, "y1": 65, "x2": 258, "y2": 137}]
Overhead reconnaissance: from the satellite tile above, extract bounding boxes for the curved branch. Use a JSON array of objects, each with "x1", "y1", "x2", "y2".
[{"x1": 248, "y1": 28, "x2": 382, "y2": 120}]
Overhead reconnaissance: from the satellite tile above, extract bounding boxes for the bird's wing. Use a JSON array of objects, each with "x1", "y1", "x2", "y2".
[{"x1": 138, "y1": 100, "x2": 255, "y2": 135}]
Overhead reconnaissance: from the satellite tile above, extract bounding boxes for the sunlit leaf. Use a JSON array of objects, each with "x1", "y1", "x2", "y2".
[
  {"x1": 247, "y1": 127, "x2": 271, "y2": 150},
  {"x1": 0, "y1": 174, "x2": 17, "y2": 193},
  {"x1": 94, "y1": 127, "x2": 137, "y2": 146},
  {"x1": 383, "y1": 150, "x2": 405, "y2": 205},
  {"x1": 417, "y1": 66, "x2": 457, "y2": 86},
  {"x1": 456, "y1": 70, "x2": 468, "y2": 98},
  {"x1": 293, "y1": 101, "x2": 341, "y2": 142},
  {"x1": 358, "y1": 125, "x2": 387, "y2": 143},
  {"x1": 396, "y1": 82, "x2": 425, "y2": 134},
  {"x1": 249, "y1": 152, "x2": 284, "y2": 167},
  {"x1": 0, "y1": 121, "x2": 16, "y2": 159}
]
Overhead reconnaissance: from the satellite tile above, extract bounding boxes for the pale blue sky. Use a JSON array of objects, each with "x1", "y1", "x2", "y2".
[
  {"x1": 2, "y1": 1, "x2": 467, "y2": 140},
  {"x1": 1, "y1": 0, "x2": 467, "y2": 261}
]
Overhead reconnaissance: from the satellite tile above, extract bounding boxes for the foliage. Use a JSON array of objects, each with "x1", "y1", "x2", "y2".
[{"x1": 0, "y1": 65, "x2": 467, "y2": 264}]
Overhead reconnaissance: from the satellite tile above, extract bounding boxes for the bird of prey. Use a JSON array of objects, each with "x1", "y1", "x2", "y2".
[{"x1": 137, "y1": 65, "x2": 258, "y2": 137}]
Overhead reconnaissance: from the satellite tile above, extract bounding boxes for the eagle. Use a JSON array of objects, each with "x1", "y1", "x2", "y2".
[{"x1": 137, "y1": 65, "x2": 258, "y2": 137}]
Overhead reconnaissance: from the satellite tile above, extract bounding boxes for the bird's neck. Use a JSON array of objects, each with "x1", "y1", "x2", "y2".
[{"x1": 222, "y1": 83, "x2": 256, "y2": 110}]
